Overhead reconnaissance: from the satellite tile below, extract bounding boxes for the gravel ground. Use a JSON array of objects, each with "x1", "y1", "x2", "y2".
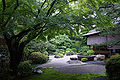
[{"x1": 38, "y1": 55, "x2": 106, "y2": 73}]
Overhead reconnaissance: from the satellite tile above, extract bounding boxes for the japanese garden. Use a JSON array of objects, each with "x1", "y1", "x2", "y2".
[{"x1": 0, "y1": 0, "x2": 120, "y2": 80}]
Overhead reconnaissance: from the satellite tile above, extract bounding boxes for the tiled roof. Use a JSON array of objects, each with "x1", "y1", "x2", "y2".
[{"x1": 82, "y1": 29, "x2": 101, "y2": 37}]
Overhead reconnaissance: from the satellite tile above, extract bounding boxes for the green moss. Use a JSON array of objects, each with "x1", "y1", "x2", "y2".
[{"x1": 22, "y1": 69, "x2": 106, "y2": 80}]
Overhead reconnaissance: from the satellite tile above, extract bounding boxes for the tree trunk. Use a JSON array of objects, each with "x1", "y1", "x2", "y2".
[{"x1": 6, "y1": 38, "x2": 24, "y2": 76}]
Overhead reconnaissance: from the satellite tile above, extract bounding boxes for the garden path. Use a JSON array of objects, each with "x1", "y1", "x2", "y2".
[{"x1": 38, "y1": 55, "x2": 106, "y2": 73}]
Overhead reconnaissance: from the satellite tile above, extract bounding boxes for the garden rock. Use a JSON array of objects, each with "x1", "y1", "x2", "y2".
[
  {"x1": 33, "y1": 69, "x2": 43, "y2": 74},
  {"x1": 66, "y1": 52, "x2": 74, "y2": 56},
  {"x1": 77, "y1": 55, "x2": 95, "y2": 61},
  {"x1": 54, "y1": 55, "x2": 60, "y2": 58},
  {"x1": 70, "y1": 57, "x2": 78, "y2": 60},
  {"x1": 96, "y1": 55, "x2": 105, "y2": 61}
]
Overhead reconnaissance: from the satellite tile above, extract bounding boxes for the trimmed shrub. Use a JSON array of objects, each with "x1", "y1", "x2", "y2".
[
  {"x1": 81, "y1": 58, "x2": 88, "y2": 62},
  {"x1": 43, "y1": 51, "x2": 48, "y2": 55},
  {"x1": 18, "y1": 61, "x2": 32, "y2": 76},
  {"x1": 29, "y1": 52, "x2": 48, "y2": 64},
  {"x1": 87, "y1": 50, "x2": 94, "y2": 55},
  {"x1": 58, "y1": 54, "x2": 64, "y2": 58},
  {"x1": 54, "y1": 52, "x2": 58, "y2": 55},
  {"x1": 106, "y1": 54, "x2": 120, "y2": 80}
]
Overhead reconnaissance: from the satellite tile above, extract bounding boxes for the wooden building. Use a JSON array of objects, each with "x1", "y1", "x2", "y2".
[{"x1": 82, "y1": 29, "x2": 120, "y2": 56}]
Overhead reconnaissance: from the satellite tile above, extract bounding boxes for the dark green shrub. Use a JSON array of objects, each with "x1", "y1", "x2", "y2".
[
  {"x1": 87, "y1": 50, "x2": 94, "y2": 55},
  {"x1": 81, "y1": 58, "x2": 88, "y2": 62},
  {"x1": 18, "y1": 61, "x2": 32, "y2": 76},
  {"x1": 29, "y1": 52, "x2": 48, "y2": 64},
  {"x1": 106, "y1": 54, "x2": 120, "y2": 80}
]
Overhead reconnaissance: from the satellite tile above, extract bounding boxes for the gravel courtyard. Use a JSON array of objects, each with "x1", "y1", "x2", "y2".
[{"x1": 38, "y1": 55, "x2": 106, "y2": 73}]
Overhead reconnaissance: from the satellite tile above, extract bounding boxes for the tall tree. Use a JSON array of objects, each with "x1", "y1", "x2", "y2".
[{"x1": 0, "y1": 0, "x2": 79, "y2": 75}]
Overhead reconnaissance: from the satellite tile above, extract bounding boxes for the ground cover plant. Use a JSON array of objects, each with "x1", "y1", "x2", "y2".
[{"x1": 17, "y1": 68, "x2": 106, "y2": 80}]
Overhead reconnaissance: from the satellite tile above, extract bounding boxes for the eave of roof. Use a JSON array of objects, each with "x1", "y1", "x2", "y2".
[{"x1": 82, "y1": 31, "x2": 101, "y2": 37}]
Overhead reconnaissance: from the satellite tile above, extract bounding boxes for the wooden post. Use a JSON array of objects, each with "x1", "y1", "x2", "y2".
[
  {"x1": 93, "y1": 46, "x2": 95, "y2": 51},
  {"x1": 89, "y1": 45, "x2": 91, "y2": 50}
]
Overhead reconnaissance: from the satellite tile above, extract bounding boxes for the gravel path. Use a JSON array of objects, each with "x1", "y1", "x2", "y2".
[{"x1": 38, "y1": 55, "x2": 106, "y2": 73}]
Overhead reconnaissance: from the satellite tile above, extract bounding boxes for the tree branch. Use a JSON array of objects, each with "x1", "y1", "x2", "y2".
[
  {"x1": 19, "y1": 26, "x2": 47, "y2": 48},
  {"x1": 1, "y1": 0, "x2": 19, "y2": 29},
  {"x1": 46, "y1": 0, "x2": 56, "y2": 17},
  {"x1": 2, "y1": 0, "x2": 6, "y2": 11},
  {"x1": 36, "y1": 0, "x2": 47, "y2": 18},
  {"x1": 98, "y1": 2, "x2": 114, "y2": 10},
  {"x1": 11, "y1": 23, "x2": 44, "y2": 42}
]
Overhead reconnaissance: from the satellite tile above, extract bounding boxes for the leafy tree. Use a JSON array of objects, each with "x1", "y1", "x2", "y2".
[
  {"x1": 49, "y1": 34, "x2": 73, "y2": 50},
  {"x1": 0, "y1": 0, "x2": 79, "y2": 75}
]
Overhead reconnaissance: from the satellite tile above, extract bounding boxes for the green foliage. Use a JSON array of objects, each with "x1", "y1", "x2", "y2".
[
  {"x1": 54, "y1": 52, "x2": 58, "y2": 55},
  {"x1": 72, "y1": 48, "x2": 77, "y2": 52},
  {"x1": 58, "y1": 54, "x2": 64, "y2": 58},
  {"x1": 24, "y1": 40, "x2": 55, "y2": 59},
  {"x1": 79, "y1": 46, "x2": 89, "y2": 53},
  {"x1": 20, "y1": 68, "x2": 106, "y2": 80},
  {"x1": 81, "y1": 58, "x2": 88, "y2": 62},
  {"x1": 65, "y1": 48, "x2": 72, "y2": 54},
  {"x1": 87, "y1": 50, "x2": 94, "y2": 55},
  {"x1": 43, "y1": 51, "x2": 48, "y2": 55},
  {"x1": 29, "y1": 52, "x2": 48, "y2": 64},
  {"x1": 0, "y1": 45, "x2": 9, "y2": 57},
  {"x1": 60, "y1": 49, "x2": 65, "y2": 52},
  {"x1": 18, "y1": 61, "x2": 32, "y2": 76},
  {"x1": 66, "y1": 48, "x2": 72, "y2": 52},
  {"x1": 49, "y1": 34, "x2": 74, "y2": 50},
  {"x1": 106, "y1": 54, "x2": 120, "y2": 80},
  {"x1": 77, "y1": 52, "x2": 87, "y2": 55}
]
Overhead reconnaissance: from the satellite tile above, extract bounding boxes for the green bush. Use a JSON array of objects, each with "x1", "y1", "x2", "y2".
[
  {"x1": 72, "y1": 48, "x2": 77, "y2": 52},
  {"x1": 58, "y1": 54, "x2": 64, "y2": 58},
  {"x1": 54, "y1": 52, "x2": 58, "y2": 55},
  {"x1": 77, "y1": 52, "x2": 88, "y2": 55},
  {"x1": 87, "y1": 50, "x2": 94, "y2": 55},
  {"x1": 65, "y1": 48, "x2": 72, "y2": 54},
  {"x1": 66, "y1": 48, "x2": 72, "y2": 52},
  {"x1": 106, "y1": 54, "x2": 120, "y2": 80},
  {"x1": 18, "y1": 61, "x2": 32, "y2": 76},
  {"x1": 60, "y1": 49, "x2": 65, "y2": 52},
  {"x1": 29, "y1": 52, "x2": 48, "y2": 64},
  {"x1": 43, "y1": 51, "x2": 48, "y2": 55},
  {"x1": 81, "y1": 58, "x2": 88, "y2": 62},
  {"x1": 79, "y1": 46, "x2": 89, "y2": 53}
]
